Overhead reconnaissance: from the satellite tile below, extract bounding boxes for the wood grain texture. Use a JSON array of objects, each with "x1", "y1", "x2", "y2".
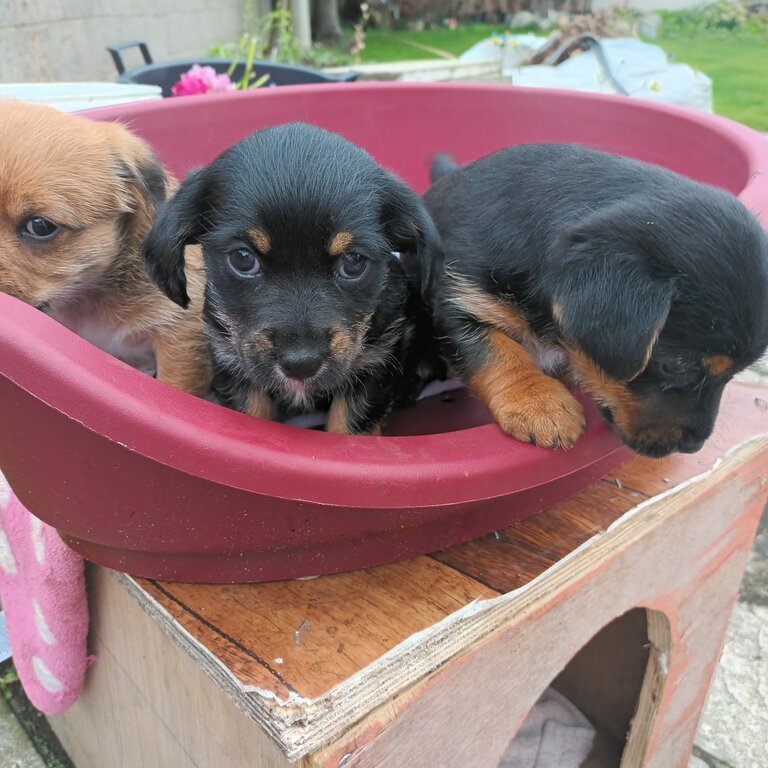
[
  {"x1": 432, "y1": 480, "x2": 643, "y2": 592},
  {"x1": 50, "y1": 382, "x2": 768, "y2": 766},
  {"x1": 49, "y1": 567, "x2": 291, "y2": 768},
  {"x1": 315, "y1": 438, "x2": 768, "y2": 767},
  {"x1": 139, "y1": 555, "x2": 499, "y2": 700},
  {"x1": 621, "y1": 609, "x2": 673, "y2": 767}
]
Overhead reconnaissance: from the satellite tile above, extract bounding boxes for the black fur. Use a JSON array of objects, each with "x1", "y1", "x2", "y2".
[
  {"x1": 424, "y1": 143, "x2": 768, "y2": 457},
  {"x1": 143, "y1": 167, "x2": 209, "y2": 309},
  {"x1": 143, "y1": 123, "x2": 444, "y2": 433}
]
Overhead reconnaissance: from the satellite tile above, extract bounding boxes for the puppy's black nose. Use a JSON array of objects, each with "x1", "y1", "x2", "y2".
[
  {"x1": 676, "y1": 424, "x2": 710, "y2": 454},
  {"x1": 678, "y1": 433, "x2": 706, "y2": 454},
  {"x1": 279, "y1": 348, "x2": 324, "y2": 381}
]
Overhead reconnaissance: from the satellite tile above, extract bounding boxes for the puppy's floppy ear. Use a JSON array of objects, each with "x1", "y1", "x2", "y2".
[
  {"x1": 381, "y1": 174, "x2": 444, "y2": 300},
  {"x1": 142, "y1": 167, "x2": 210, "y2": 309},
  {"x1": 546, "y1": 230, "x2": 674, "y2": 382},
  {"x1": 112, "y1": 134, "x2": 172, "y2": 246}
]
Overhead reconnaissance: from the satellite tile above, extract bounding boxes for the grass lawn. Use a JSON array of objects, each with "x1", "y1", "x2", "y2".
[
  {"x1": 362, "y1": 24, "x2": 510, "y2": 62},
  {"x1": 359, "y1": 18, "x2": 768, "y2": 131},
  {"x1": 653, "y1": 28, "x2": 768, "y2": 131}
]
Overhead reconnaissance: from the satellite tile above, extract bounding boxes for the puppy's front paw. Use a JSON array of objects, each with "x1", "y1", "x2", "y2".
[{"x1": 493, "y1": 378, "x2": 585, "y2": 449}]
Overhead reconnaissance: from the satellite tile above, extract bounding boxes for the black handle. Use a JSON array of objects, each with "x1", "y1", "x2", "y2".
[{"x1": 106, "y1": 40, "x2": 153, "y2": 75}]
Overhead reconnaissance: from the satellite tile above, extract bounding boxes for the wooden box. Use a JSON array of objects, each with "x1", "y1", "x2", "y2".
[{"x1": 49, "y1": 383, "x2": 768, "y2": 768}]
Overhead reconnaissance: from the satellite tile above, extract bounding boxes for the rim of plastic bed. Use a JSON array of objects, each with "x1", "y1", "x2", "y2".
[{"x1": 0, "y1": 291, "x2": 627, "y2": 509}]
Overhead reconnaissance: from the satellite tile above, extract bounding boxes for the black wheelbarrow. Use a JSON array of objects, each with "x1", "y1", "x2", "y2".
[{"x1": 107, "y1": 40, "x2": 358, "y2": 97}]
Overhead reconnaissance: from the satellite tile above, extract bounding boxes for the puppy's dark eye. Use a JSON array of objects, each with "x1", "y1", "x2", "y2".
[
  {"x1": 21, "y1": 217, "x2": 60, "y2": 241},
  {"x1": 658, "y1": 359, "x2": 691, "y2": 377},
  {"x1": 228, "y1": 248, "x2": 261, "y2": 277},
  {"x1": 337, "y1": 253, "x2": 367, "y2": 280},
  {"x1": 654, "y1": 358, "x2": 702, "y2": 390}
]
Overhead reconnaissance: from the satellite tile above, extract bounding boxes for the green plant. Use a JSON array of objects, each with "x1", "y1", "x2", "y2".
[
  {"x1": 300, "y1": 43, "x2": 355, "y2": 68},
  {"x1": 0, "y1": 665, "x2": 19, "y2": 700},
  {"x1": 350, "y1": 3, "x2": 372, "y2": 63},
  {"x1": 210, "y1": 10, "x2": 300, "y2": 64},
  {"x1": 211, "y1": 6, "x2": 359, "y2": 70},
  {"x1": 658, "y1": 0, "x2": 758, "y2": 35},
  {"x1": 225, "y1": 35, "x2": 271, "y2": 89}
]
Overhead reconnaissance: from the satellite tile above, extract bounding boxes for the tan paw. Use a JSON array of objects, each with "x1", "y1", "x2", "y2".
[{"x1": 493, "y1": 378, "x2": 585, "y2": 449}]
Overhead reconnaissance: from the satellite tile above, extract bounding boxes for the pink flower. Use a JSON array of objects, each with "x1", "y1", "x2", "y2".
[{"x1": 171, "y1": 65, "x2": 234, "y2": 97}]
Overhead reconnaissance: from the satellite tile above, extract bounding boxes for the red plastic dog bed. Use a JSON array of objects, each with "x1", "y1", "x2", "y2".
[{"x1": 1, "y1": 83, "x2": 766, "y2": 583}]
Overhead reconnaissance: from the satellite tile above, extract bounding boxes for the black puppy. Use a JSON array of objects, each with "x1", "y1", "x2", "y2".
[
  {"x1": 143, "y1": 123, "x2": 443, "y2": 434},
  {"x1": 424, "y1": 144, "x2": 768, "y2": 457}
]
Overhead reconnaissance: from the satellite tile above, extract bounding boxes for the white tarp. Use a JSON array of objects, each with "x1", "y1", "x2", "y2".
[{"x1": 460, "y1": 35, "x2": 713, "y2": 112}]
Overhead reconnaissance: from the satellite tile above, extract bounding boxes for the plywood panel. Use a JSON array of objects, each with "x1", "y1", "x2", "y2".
[
  {"x1": 51, "y1": 382, "x2": 768, "y2": 765},
  {"x1": 432, "y1": 481, "x2": 643, "y2": 592},
  {"x1": 50, "y1": 567, "x2": 291, "y2": 768},
  {"x1": 140, "y1": 555, "x2": 499, "y2": 699},
  {"x1": 313, "y1": 440, "x2": 768, "y2": 768}
]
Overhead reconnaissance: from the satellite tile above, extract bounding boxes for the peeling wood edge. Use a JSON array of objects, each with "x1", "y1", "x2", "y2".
[
  {"x1": 111, "y1": 433, "x2": 768, "y2": 761},
  {"x1": 110, "y1": 571, "x2": 308, "y2": 747},
  {"x1": 620, "y1": 609, "x2": 673, "y2": 767}
]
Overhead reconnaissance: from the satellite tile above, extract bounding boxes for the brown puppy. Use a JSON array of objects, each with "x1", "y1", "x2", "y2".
[{"x1": 0, "y1": 100, "x2": 210, "y2": 395}]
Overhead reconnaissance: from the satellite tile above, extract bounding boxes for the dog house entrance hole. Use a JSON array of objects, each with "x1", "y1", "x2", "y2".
[{"x1": 501, "y1": 607, "x2": 671, "y2": 767}]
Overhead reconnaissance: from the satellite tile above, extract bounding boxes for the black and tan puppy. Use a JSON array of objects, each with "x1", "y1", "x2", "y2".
[
  {"x1": 425, "y1": 144, "x2": 768, "y2": 457},
  {"x1": 0, "y1": 100, "x2": 210, "y2": 395},
  {"x1": 143, "y1": 122, "x2": 443, "y2": 434}
]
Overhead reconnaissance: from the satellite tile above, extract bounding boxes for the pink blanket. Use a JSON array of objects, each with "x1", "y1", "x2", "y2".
[{"x1": 0, "y1": 471, "x2": 91, "y2": 714}]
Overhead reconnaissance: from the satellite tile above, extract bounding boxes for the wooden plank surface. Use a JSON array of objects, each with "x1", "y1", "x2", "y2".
[
  {"x1": 314, "y1": 438, "x2": 768, "y2": 768},
  {"x1": 138, "y1": 384, "x2": 767, "y2": 696},
  {"x1": 431, "y1": 480, "x2": 642, "y2": 592},
  {"x1": 605, "y1": 386, "x2": 768, "y2": 497},
  {"x1": 50, "y1": 567, "x2": 292, "y2": 768},
  {"x1": 117, "y1": 382, "x2": 768, "y2": 760},
  {"x1": 139, "y1": 554, "x2": 499, "y2": 700}
]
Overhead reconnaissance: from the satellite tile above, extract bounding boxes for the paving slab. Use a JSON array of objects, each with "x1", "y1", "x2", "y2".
[
  {"x1": 693, "y1": 601, "x2": 768, "y2": 768},
  {"x1": 0, "y1": 697, "x2": 45, "y2": 768}
]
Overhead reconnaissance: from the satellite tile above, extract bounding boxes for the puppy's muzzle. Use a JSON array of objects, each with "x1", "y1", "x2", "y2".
[
  {"x1": 601, "y1": 406, "x2": 710, "y2": 457},
  {"x1": 676, "y1": 426, "x2": 708, "y2": 454},
  {"x1": 278, "y1": 346, "x2": 324, "y2": 381}
]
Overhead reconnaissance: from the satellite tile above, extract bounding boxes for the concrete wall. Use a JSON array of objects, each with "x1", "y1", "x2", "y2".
[{"x1": 0, "y1": 0, "x2": 243, "y2": 83}]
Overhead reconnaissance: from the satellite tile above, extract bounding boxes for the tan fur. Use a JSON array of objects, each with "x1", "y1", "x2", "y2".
[
  {"x1": 566, "y1": 347, "x2": 641, "y2": 434},
  {"x1": 551, "y1": 301, "x2": 565, "y2": 328},
  {"x1": 328, "y1": 231, "x2": 353, "y2": 256},
  {"x1": 631, "y1": 320, "x2": 665, "y2": 382},
  {"x1": 329, "y1": 325, "x2": 358, "y2": 362},
  {"x1": 329, "y1": 320, "x2": 370, "y2": 368},
  {"x1": 565, "y1": 346, "x2": 684, "y2": 449},
  {"x1": 446, "y1": 275, "x2": 539, "y2": 347},
  {"x1": 553, "y1": 299, "x2": 660, "y2": 383},
  {"x1": 0, "y1": 100, "x2": 210, "y2": 396},
  {"x1": 326, "y1": 396, "x2": 350, "y2": 434},
  {"x1": 446, "y1": 276, "x2": 581, "y2": 447},
  {"x1": 451, "y1": 272, "x2": 678, "y2": 448},
  {"x1": 702, "y1": 354, "x2": 733, "y2": 376},
  {"x1": 247, "y1": 332, "x2": 274, "y2": 355},
  {"x1": 244, "y1": 390, "x2": 276, "y2": 420},
  {"x1": 248, "y1": 228, "x2": 270, "y2": 253},
  {"x1": 471, "y1": 329, "x2": 585, "y2": 449}
]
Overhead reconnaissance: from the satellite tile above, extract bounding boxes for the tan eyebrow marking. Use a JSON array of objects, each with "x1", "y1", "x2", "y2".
[
  {"x1": 328, "y1": 231, "x2": 353, "y2": 256},
  {"x1": 248, "y1": 228, "x2": 270, "y2": 253},
  {"x1": 701, "y1": 355, "x2": 733, "y2": 376}
]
